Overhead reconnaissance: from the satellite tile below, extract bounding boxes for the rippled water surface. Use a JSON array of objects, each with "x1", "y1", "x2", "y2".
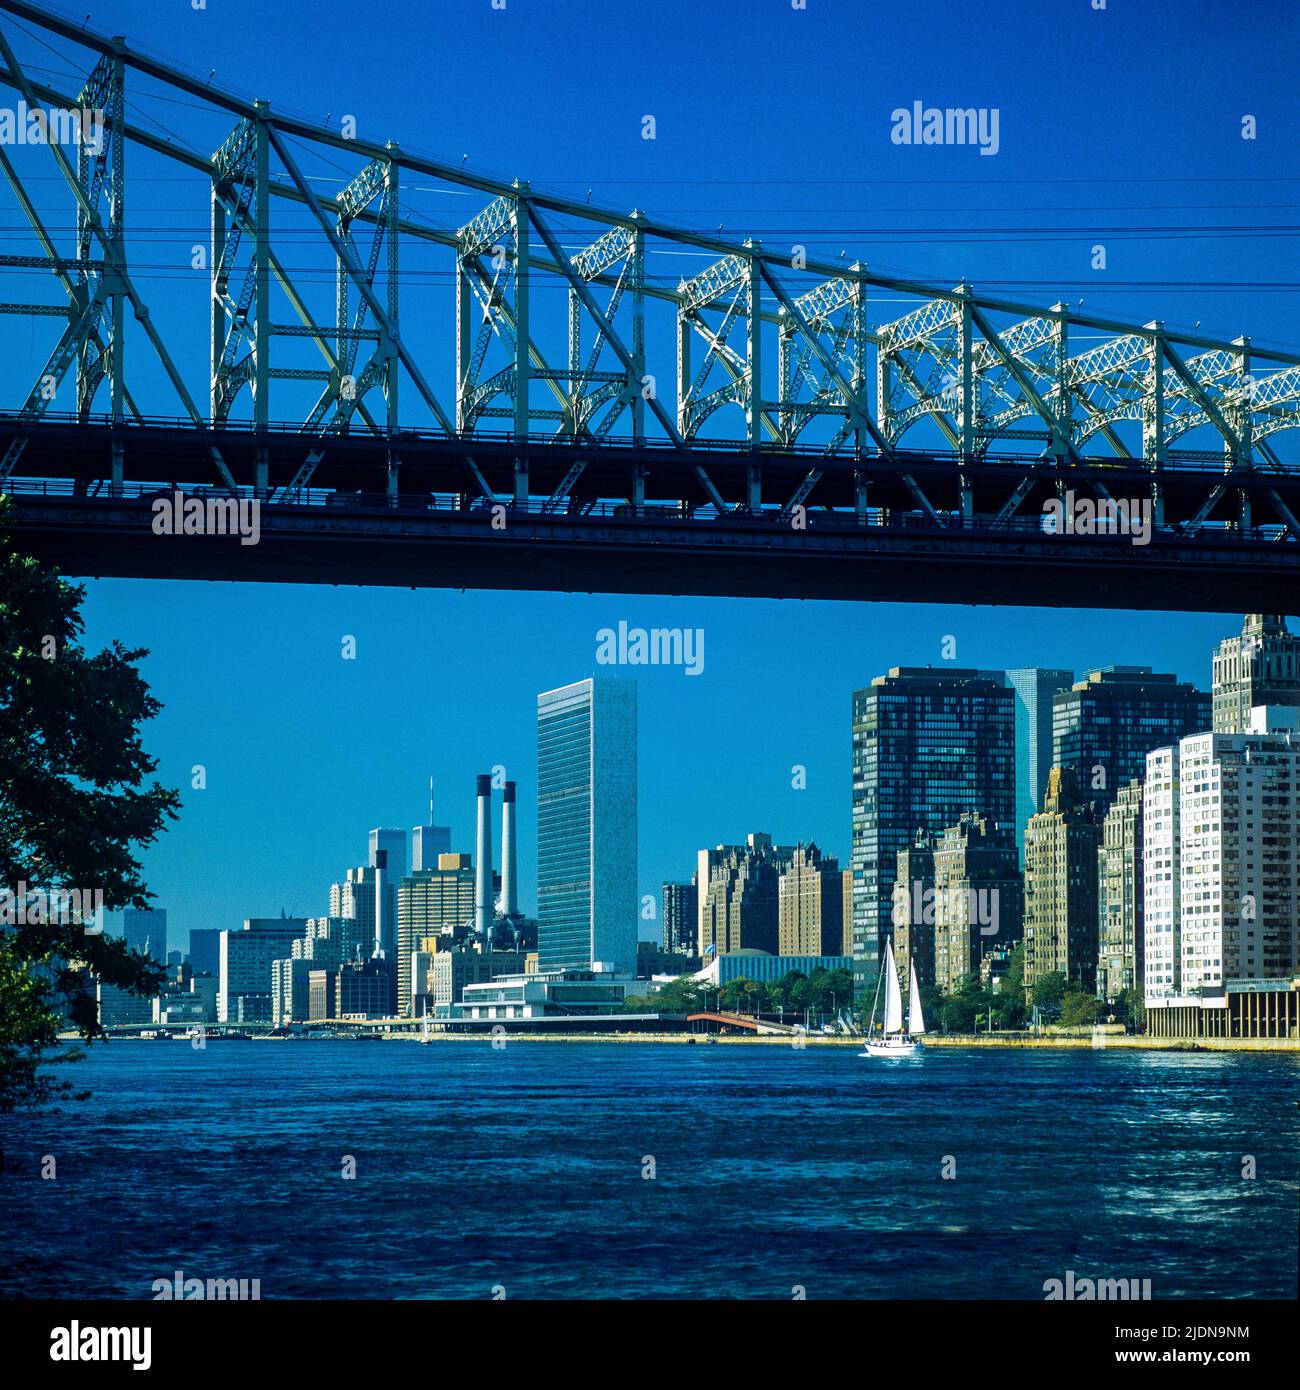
[{"x1": 3, "y1": 1041, "x2": 1296, "y2": 1299}]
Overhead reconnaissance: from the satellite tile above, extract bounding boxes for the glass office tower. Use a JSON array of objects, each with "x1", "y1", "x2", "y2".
[
  {"x1": 537, "y1": 678, "x2": 637, "y2": 975},
  {"x1": 851, "y1": 667, "x2": 1015, "y2": 998},
  {"x1": 1006, "y1": 667, "x2": 1074, "y2": 860},
  {"x1": 1051, "y1": 666, "x2": 1210, "y2": 817}
]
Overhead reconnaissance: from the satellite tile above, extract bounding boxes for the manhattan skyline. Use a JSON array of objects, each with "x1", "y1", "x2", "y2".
[{"x1": 78, "y1": 582, "x2": 1243, "y2": 940}]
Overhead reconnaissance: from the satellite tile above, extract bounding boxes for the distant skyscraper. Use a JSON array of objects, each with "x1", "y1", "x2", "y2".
[
  {"x1": 1144, "y1": 708, "x2": 1300, "y2": 1003},
  {"x1": 1006, "y1": 667, "x2": 1074, "y2": 859},
  {"x1": 1098, "y1": 780, "x2": 1144, "y2": 1000},
  {"x1": 661, "y1": 880, "x2": 697, "y2": 956},
  {"x1": 369, "y1": 828, "x2": 407, "y2": 885},
  {"x1": 537, "y1": 678, "x2": 637, "y2": 974},
  {"x1": 851, "y1": 666, "x2": 1016, "y2": 996},
  {"x1": 188, "y1": 928, "x2": 221, "y2": 979},
  {"x1": 1211, "y1": 614, "x2": 1300, "y2": 734},
  {"x1": 411, "y1": 778, "x2": 452, "y2": 871},
  {"x1": 1022, "y1": 768, "x2": 1102, "y2": 995},
  {"x1": 123, "y1": 907, "x2": 167, "y2": 967},
  {"x1": 777, "y1": 843, "x2": 847, "y2": 956},
  {"x1": 1052, "y1": 666, "x2": 1209, "y2": 816}
]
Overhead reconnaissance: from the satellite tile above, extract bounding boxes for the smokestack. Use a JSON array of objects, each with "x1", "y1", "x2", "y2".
[
  {"x1": 373, "y1": 848, "x2": 387, "y2": 959},
  {"x1": 502, "y1": 781, "x2": 518, "y2": 917},
  {"x1": 475, "y1": 774, "x2": 493, "y2": 945}
]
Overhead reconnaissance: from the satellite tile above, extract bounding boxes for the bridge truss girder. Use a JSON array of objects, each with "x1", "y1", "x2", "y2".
[{"x1": 0, "y1": 0, "x2": 1297, "y2": 525}]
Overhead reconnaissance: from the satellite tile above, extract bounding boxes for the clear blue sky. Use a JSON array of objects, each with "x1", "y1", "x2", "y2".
[{"x1": 2, "y1": 0, "x2": 1297, "y2": 947}]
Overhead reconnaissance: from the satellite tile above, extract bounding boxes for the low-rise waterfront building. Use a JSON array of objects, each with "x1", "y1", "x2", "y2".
[
  {"x1": 692, "y1": 949, "x2": 853, "y2": 989},
  {"x1": 456, "y1": 968, "x2": 632, "y2": 1021}
]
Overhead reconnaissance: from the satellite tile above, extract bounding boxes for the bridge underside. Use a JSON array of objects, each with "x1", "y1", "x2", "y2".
[{"x1": 6, "y1": 422, "x2": 1300, "y2": 612}]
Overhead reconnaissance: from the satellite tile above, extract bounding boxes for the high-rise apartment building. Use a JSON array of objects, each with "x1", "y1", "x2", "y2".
[
  {"x1": 1022, "y1": 769, "x2": 1102, "y2": 994},
  {"x1": 291, "y1": 916, "x2": 367, "y2": 972},
  {"x1": 537, "y1": 679, "x2": 637, "y2": 975},
  {"x1": 1142, "y1": 748, "x2": 1181, "y2": 998},
  {"x1": 661, "y1": 880, "x2": 698, "y2": 956},
  {"x1": 699, "y1": 833, "x2": 797, "y2": 957},
  {"x1": 892, "y1": 831, "x2": 936, "y2": 991},
  {"x1": 931, "y1": 814, "x2": 1023, "y2": 993},
  {"x1": 1006, "y1": 668, "x2": 1074, "y2": 859},
  {"x1": 851, "y1": 666, "x2": 1016, "y2": 996},
  {"x1": 1052, "y1": 666, "x2": 1209, "y2": 816},
  {"x1": 330, "y1": 865, "x2": 394, "y2": 961},
  {"x1": 1098, "y1": 780, "x2": 1144, "y2": 1000},
  {"x1": 1211, "y1": 614, "x2": 1300, "y2": 734},
  {"x1": 1144, "y1": 707, "x2": 1300, "y2": 1003},
  {"x1": 777, "y1": 843, "x2": 847, "y2": 956}
]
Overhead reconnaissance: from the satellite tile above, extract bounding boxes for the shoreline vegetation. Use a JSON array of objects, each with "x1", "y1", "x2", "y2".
[{"x1": 64, "y1": 1031, "x2": 1300, "y2": 1052}]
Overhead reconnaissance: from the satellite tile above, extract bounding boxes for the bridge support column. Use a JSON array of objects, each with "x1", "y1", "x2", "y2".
[
  {"x1": 513, "y1": 455, "x2": 528, "y2": 508},
  {"x1": 255, "y1": 445, "x2": 268, "y2": 497},
  {"x1": 746, "y1": 462, "x2": 761, "y2": 514},
  {"x1": 855, "y1": 473, "x2": 868, "y2": 526},
  {"x1": 387, "y1": 451, "x2": 399, "y2": 506},
  {"x1": 110, "y1": 435, "x2": 123, "y2": 493}
]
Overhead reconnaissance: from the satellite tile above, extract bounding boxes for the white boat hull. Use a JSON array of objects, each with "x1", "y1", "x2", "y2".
[{"x1": 860, "y1": 1036, "x2": 921, "y2": 1058}]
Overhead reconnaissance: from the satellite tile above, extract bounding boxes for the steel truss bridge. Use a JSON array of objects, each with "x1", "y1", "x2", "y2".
[{"x1": 1, "y1": 0, "x2": 1299, "y2": 609}]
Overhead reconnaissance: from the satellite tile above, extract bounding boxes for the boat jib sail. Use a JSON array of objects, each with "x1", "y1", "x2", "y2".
[{"x1": 908, "y1": 958, "x2": 926, "y2": 1036}]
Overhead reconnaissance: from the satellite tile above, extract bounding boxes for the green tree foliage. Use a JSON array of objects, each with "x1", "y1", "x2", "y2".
[
  {"x1": 1031, "y1": 970, "x2": 1067, "y2": 1012},
  {"x1": 1114, "y1": 986, "x2": 1146, "y2": 1033},
  {"x1": 1058, "y1": 989, "x2": 1100, "y2": 1027},
  {"x1": 925, "y1": 959, "x2": 1026, "y2": 1034},
  {"x1": 0, "y1": 497, "x2": 179, "y2": 1114},
  {"x1": 623, "y1": 974, "x2": 707, "y2": 1015},
  {"x1": 625, "y1": 965, "x2": 854, "y2": 1021}
]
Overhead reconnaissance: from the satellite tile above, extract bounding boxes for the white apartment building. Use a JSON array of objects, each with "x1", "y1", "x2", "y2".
[
  {"x1": 1142, "y1": 748, "x2": 1180, "y2": 998},
  {"x1": 1144, "y1": 707, "x2": 1300, "y2": 1005}
]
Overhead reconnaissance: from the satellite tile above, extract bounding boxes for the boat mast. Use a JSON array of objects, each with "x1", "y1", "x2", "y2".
[{"x1": 866, "y1": 950, "x2": 885, "y2": 1038}]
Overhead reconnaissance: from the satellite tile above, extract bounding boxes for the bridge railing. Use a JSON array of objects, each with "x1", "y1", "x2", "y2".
[{"x1": 4, "y1": 473, "x2": 1291, "y2": 544}]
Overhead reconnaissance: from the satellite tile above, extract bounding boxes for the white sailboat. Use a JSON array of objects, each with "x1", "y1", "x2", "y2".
[{"x1": 860, "y1": 938, "x2": 925, "y2": 1058}]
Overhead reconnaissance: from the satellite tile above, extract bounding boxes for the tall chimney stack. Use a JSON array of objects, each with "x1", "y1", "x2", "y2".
[
  {"x1": 502, "y1": 781, "x2": 518, "y2": 917},
  {"x1": 475, "y1": 774, "x2": 493, "y2": 945}
]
